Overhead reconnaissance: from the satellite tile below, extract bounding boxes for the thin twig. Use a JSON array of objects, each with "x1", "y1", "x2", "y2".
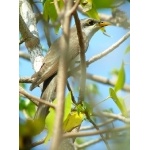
[
  {"x1": 68, "y1": 32, "x2": 130, "y2": 78},
  {"x1": 86, "y1": 112, "x2": 111, "y2": 150},
  {"x1": 75, "y1": 131, "x2": 127, "y2": 149},
  {"x1": 73, "y1": 11, "x2": 86, "y2": 104},
  {"x1": 87, "y1": 31, "x2": 130, "y2": 65},
  {"x1": 68, "y1": 0, "x2": 80, "y2": 15},
  {"x1": 31, "y1": 138, "x2": 46, "y2": 148},
  {"x1": 67, "y1": 81, "x2": 77, "y2": 104},
  {"x1": 101, "y1": 112, "x2": 130, "y2": 124},
  {"x1": 19, "y1": 51, "x2": 30, "y2": 60},
  {"x1": 19, "y1": 77, "x2": 33, "y2": 83},
  {"x1": 19, "y1": 86, "x2": 56, "y2": 109},
  {"x1": 63, "y1": 125, "x2": 129, "y2": 138},
  {"x1": 80, "y1": 118, "x2": 115, "y2": 131},
  {"x1": 75, "y1": 138, "x2": 103, "y2": 149},
  {"x1": 19, "y1": 38, "x2": 25, "y2": 45},
  {"x1": 86, "y1": 73, "x2": 130, "y2": 92}
]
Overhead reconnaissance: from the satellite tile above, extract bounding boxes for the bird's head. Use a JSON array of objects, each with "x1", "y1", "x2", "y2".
[{"x1": 81, "y1": 18, "x2": 111, "y2": 40}]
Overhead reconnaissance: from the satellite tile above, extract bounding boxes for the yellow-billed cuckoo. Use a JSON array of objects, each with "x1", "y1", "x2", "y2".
[{"x1": 30, "y1": 18, "x2": 110, "y2": 124}]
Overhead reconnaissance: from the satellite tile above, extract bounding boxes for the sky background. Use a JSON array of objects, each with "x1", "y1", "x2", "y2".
[{"x1": 19, "y1": 1, "x2": 130, "y2": 150}]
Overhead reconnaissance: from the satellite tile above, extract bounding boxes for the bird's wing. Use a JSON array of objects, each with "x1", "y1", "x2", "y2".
[
  {"x1": 30, "y1": 28, "x2": 89, "y2": 91},
  {"x1": 30, "y1": 41, "x2": 60, "y2": 90}
]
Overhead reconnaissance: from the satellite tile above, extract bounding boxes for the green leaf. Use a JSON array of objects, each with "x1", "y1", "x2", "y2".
[
  {"x1": 82, "y1": 101, "x2": 93, "y2": 115},
  {"x1": 109, "y1": 88, "x2": 119, "y2": 103},
  {"x1": 45, "y1": 92, "x2": 72, "y2": 142},
  {"x1": 80, "y1": 0, "x2": 99, "y2": 20},
  {"x1": 110, "y1": 68, "x2": 119, "y2": 76},
  {"x1": 19, "y1": 97, "x2": 26, "y2": 110},
  {"x1": 93, "y1": 0, "x2": 115, "y2": 8},
  {"x1": 19, "y1": 83, "x2": 26, "y2": 89},
  {"x1": 109, "y1": 88, "x2": 128, "y2": 117},
  {"x1": 114, "y1": 62, "x2": 125, "y2": 92},
  {"x1": 63, "y1": 92, "x2": 72, "y2": 121},
  {"x1": 117, "y1": 97, "x2": 128, "y2": 117},
  {"x1": 45, "y1": 105, "x2": 56, "y2": 143},
  {"x1": 26, "y1": 101, "x2": 36, "y2": 118},
  {"x1": 76, "y1": 101, "x2": 92, "y2": 115},
  {"x1": 80, "y1": 0, "x2": 111, "y2": 36},
  {"x1": 19, "y1": 98, "x2": 36, "y2": 118},
  {"x1": 63, "y1": 111, "x2": 85, "y2": 132},
  {"x1": 87, "y1": 83, "x2": 99, "y2": 94},
  {"x1": 124, "y1": 45, "x2": 130, "y2": 54},
  {"x1": 103, "y1": 108, "x2": 114, "y2": 113},
  {"x1": 43, "y1": 0, "x2": 64, "y2": 33}
]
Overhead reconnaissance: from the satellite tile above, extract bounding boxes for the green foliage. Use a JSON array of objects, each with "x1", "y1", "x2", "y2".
[
  {"x1": 82, "y1": 101, "x2": 93, "y2": 115},
  {"x1": 19, "y1": 119, "x2": 46, "y2": 149},
  {"x1": 114, "y1": 62, "x2": 125, "y2": 92},
  {"x1": 45, "y1": 103, "x2": 56, "y2": 143},
  {"x1": 20, "y1": 120, "x2": 40, "y2": 137},
  {"x1": 76, "y1": 101, "x2": 93, "y2": 116},
  {"x1": 85, "y1": 83, "x2": 100, "y2": 104},
  {"x1": 75, "y1": 138, "x2": 86, "y2": 150},
  {"x1": 93, "y1": 0, "x2": 115, "y2": 8},
  {"x1": 63, "y1": 92, "x2": 72, "y2": 120},
  {"x1": 43, "y1": 0, "x2": 64, "y2": 33},
  {"x1": 80, "y1": 0, "x2": 100, "y2": 19},
  {"x1": 19, "y1": 97, "x2": 36, "y2": 118},
  {"x1": 86, "y1": 83, "x2": 100, "y2": 96},
  {"x1": 80, "y1": 0, "x2": 112, "y2": 35},
  {"x1": 103, "y1": 108, "x2": 114, "y2": 113},
  {"x1": 45, "y1": 92, "x2": 72, "y2": 142},
  {"x1": 110, "y1": 68, "x2": 119, "y2": 76},
  {"x1": 86, "y1": 83, "x2": 99, "y2": 94},
  {"x1": 109, "y1": 88, "x2": 128, "y2": 116},
  {"x1": 63, "y1": 111, "x2": 85, "y2": 132},
  {"x1": 124, "y1": 45, "x2": 130, "y2": 54}
]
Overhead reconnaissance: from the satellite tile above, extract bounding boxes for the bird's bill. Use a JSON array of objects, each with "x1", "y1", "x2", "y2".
[{"x1": 99, "y1": 21, "x2": 111, "y2": 28}]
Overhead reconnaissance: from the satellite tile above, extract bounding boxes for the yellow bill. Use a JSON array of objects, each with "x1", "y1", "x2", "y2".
[{"x1": 99, "y1": 21, "x2": 111, "y2": 37}]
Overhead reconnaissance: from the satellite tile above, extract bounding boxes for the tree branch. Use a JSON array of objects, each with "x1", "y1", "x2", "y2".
[
  {"x1": 73, "y1": 10, "x2": 86, "y2": 104},
  {"x1": 75, "y1": 130, "x2": 127, "y2": 149},
  {"x1": 68, "y1": 31, "x2": 130, "y2": 78},
  {"x1": 86, "y1": 73, "x2": 130, "y2": 92},
  {"x1": 19, "y1": 13, "x2": 39, "y2": 49},
  {"x1": 78, "y1": 7, "x2": 130, "y2": 29},
  {"x1": 63, "y1": 125, "x2": 129, "y2": 138},
  {"x1": 67, "y1": 81, "x2": 77, "y2": 104},
  {"x1": 31, "y1": 138, "x2": 45, "y2": 148},
  {"x1": 19, "y1": 0, "x2": 44, "y2": 72},
  {"x1": 85, "y1": 112, "x2": 111, "y2": 150},
  {"x1": 75, "y1": 138, "x2": 103, "y2": 149},
  {"x1": 50, "y1": 1, "x2": 74, "y2": 149},
  {"x1": 19, "y1": 77, "x2": 33, "y2": 83},
  {"x1": 101, "y1": 112, "x2": 130, "y2": 124},
  {"x1": 68, "y1": 0, "x2": 80, "y2": 15},
  {"x1": 87, "y1": 31, "x2": 130, "y2": 65},
  {"x1": 80, "y1": 118, "x2": 115, "y2": 131},
  {"x1": 19, "y1": 86, "x2": 56, "y2": 109},
  {"x1": 19, "y1": 51, "x2": 30, "y2": 60}
]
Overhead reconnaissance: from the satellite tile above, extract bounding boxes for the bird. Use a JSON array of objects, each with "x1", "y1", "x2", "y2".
[{"x1": 30, "y1": 18, "x2": 110, "y2": 125}]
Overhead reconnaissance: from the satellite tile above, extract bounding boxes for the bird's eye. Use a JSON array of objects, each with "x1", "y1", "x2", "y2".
[{"x1": 88, "y1": 20, "x2": 94, "y2": 25}]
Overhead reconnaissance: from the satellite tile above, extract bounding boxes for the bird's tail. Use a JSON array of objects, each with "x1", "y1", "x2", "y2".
[{"x1": 33, "y1": 75, "x2": 57, "y2": 133}]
